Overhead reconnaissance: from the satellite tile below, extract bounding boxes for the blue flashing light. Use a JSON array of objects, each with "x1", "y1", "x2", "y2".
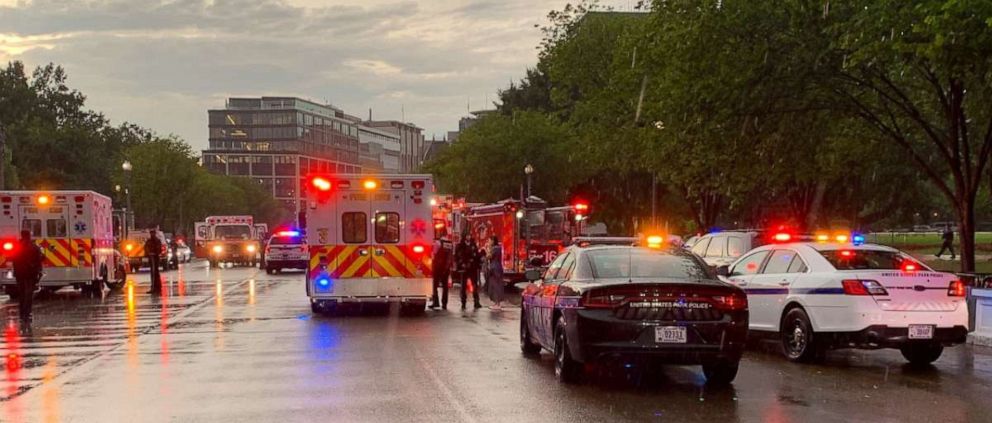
[
  {"x1": 278, "y1": 230, "x2": 301, "y2": 237},
  {"x1": 317, "y1": 278, "x2": 330, "y2": 287},
  {"x1": 852, "y1": 234, "x2": 866, "y2": 246}
]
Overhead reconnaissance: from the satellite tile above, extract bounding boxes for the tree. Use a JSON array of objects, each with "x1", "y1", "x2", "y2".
[{"x1": 826, "y1": 0, "x2": 992, "y2": 271}]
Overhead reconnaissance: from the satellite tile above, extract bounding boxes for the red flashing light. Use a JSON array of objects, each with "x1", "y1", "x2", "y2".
[
  {"x1": 574, "y1": 203, "x2": 589, "y2": 212},
  {"x1": 411, "y1": 181, "x2": 426, "y2": 190},
  {"x1": 2, "y1": 241, "x2": 13, "y2": 252},
  {"x1": 902, "y1": 263, "x2": 918, "y2": 272},
  {"x1": 840, "y1": 250, "x2": 854, "y2": 257},
  {"x1": 311, "y1": 177, "x2": 332, "y2": 191},
  {"x1": 411, "y1": 245, "x2": 425, "y2": 254},
  {"x1": 772, "y1": 233, "x2": 792, "y2": 242}
]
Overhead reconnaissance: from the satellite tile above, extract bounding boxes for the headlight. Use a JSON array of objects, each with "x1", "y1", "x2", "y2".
[
  {"x1": 212, "y1": 245, "x2": 223, "y2": 253},
  {"x1": 246, "y1": 244, "x2": 257, "y2": 253}
]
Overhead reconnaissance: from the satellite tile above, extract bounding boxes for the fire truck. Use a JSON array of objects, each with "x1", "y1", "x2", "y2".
[
  {"x1": 0, "y1": 191, "x2": 120, "y2": 296},
  {"x1": 303, "y1": 174, "x2": 434, "y2": 315},
  {"x1": 201, "y1": 215, "x2": 260, "y2": 268},
  {"x1": 463, "y1": 197, "x2": 583, "y2": 284}
]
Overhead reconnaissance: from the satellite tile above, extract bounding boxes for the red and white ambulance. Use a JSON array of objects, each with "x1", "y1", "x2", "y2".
[
  {"x1": 0, "y1": 191, "x2": 119, "y2": 296},
  {"x1": 304, "y1": 174, "x2": 434, "y2": 314}
]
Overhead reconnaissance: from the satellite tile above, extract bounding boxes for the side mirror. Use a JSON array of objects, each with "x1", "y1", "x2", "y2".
[
  {"x1": 715, "y1": 265, "x2": 730, "y2": 277},
  {"x1": 524, "y1": 269, "x2": 542, "y2": 282}
]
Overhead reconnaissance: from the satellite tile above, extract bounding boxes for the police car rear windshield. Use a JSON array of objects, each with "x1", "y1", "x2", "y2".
[
  {"x1": 819, "y1": 250, "x2": 924, "y2": 271},
  {"x1": 587, "y1": 249, "x2": 709, "y2": 280},
  {"x1": 269, "y1": 236, "x2": 303, "y2": 245}
]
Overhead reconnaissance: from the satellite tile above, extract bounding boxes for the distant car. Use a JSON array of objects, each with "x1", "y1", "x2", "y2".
[
  {"x1": 264, "y1": 230, "x2": 308, "y2": 274},
  {"x1": 167, "y1": 239, "x2": 192, "y2": 268},
  {"x1": 689, "y1": 231, "x2": 767, "y2": 268},
  {"x1": 716, "y1": 238, "x2": 968, "y2": 365},
  {"x1": 520, "y1": 244, "x2": 748, "y2": 385}
]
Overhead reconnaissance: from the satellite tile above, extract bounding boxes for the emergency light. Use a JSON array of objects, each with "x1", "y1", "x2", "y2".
[
  {"x1": 772, "y1": 233, "x2": 792, "y2": 242},
  {"x1": 646, "y1": 235, "x2": 665, "y2": 248},
  {"x1": 2, "y1": 241, "x2": 13, "y2": 252},
  {"x1": 277, "y1": 230, "x2": 301, "y2": 237},
  {"x1": 852, "y1": 234, "x2": 866, "y2": 246},
  {"x1": 37, "y1": 195, "x2": 50, "y2": 205},
  {"x1": 363, "y1": 180, "x2": 378, "y2": 190},
  {"x1": 311, "y1": 177, "x2": 332, "y2": 192}
]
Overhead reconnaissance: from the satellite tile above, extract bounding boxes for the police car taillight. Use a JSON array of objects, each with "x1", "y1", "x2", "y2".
[
  {"x1": 711, "y1": 293, "x2": 748, "y2": 311},
  {"x1": 842, "y1": 279, "x2": 888, "y2": 296},
  {"x1": 948, "y1": 280, "x2": 966, "y2": 297}
]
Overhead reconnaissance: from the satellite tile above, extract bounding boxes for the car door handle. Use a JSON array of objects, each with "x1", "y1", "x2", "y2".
[{"x1": 375, "y1": 248, "x2": 385, "y2": 256}]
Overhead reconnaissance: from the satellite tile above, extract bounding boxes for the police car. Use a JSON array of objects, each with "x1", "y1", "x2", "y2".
[{"x1": 716, "y1": 232, "x2": 968, "y2": 365}]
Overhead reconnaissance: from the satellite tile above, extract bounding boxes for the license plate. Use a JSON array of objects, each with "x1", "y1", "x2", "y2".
[
  {"x1": 908, "y1": 324, "x2": 934, "y2": 339},
  {"x1": 655, "y1": 326, "x2": 687, "y2": 344}
]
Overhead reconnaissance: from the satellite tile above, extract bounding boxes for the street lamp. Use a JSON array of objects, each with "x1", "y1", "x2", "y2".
[
  {"x1": 122, "y1": 160, "x2": 133, "y2": 236},
  {"x1": 524, "y1": 164, "x2": 534, "y2": 199},
  {"x1": 523, "y1": 164, "x2": 534, "y2": 267}
]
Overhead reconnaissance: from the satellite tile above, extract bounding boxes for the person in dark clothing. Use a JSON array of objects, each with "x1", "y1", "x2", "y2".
[
  {"x1": 430, "y1": 232, "x2": 453, "y2": 310},
  {"x1": 936, "y1": 228, "x2": 955, "y2": 260},
  {"x1": 487, "y1": 236, "x2": 505, "y2": 311},
  {"x1": 456, "y1": 236, "x2": 482, "y2": 310},
  {"x1": 145, "y1": 229, "x2": 163, "y2": 294},
  {"x1": 168, "y1": 238, "x2": 180, "y2": 269},
  {"x1": 12, "y1": 229, "x2": 43, "y2": 322}
]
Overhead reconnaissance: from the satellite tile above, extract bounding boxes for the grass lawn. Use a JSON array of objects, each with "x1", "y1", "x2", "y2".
[
  {"x1": 868, "y1": 231, "x2": 992, "y2": 251},
  {"x1": 922, "y1": 259, "x2": 992, "y2": 274}
]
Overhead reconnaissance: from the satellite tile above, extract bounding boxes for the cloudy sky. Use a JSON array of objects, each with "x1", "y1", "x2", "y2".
[{"x1": 0, "y1": 0, "x2": 633, "y2": 151}]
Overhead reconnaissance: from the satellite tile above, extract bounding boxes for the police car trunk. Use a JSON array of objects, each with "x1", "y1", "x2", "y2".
[
  {"x1": 818, "y1": 246, "x2": 969, "y2": 346},
  {"x1": 305, "y1": 175, "x2": 434, "y2": 312}
]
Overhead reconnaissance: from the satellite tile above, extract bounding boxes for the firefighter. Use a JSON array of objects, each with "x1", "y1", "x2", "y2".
[
  {"x1": 145, "y1": 229, "x2": 163, "y2": 294},
  {"x1": 430, "y1": 229, "x2": 453, "y2": 310},
  {"x1": 12, "y1": 229, "x2": 43, "y2": 323},
  {"x1": 456, "y1": 235, "x2": 482, "y2": 310}
]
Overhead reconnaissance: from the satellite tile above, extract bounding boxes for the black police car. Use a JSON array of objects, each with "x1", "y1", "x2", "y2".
[{"x1": 519, "y1": 244, "x2": 748, "y2": 384}]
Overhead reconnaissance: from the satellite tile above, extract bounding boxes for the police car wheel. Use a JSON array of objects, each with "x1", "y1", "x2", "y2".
[
  {"x1": 554, "y1": 317, "x2": 582, "y2": 384},
  {"x1": 702, "y1": 359, "x2": 739, "y2": 385},
  {"x1": 900, "y1": 344, "x2": 944, "y2": 366},
  {"x1": 781, "y1": 308, "x2": 822, "y2": 363},
  {"x1": 520, "y1": 310, "x2": 541, "y2": 356}
]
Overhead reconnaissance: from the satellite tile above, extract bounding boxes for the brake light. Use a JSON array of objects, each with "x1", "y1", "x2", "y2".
[
  {"x1": 712, "y1": 293, "x2": 748, "y2": 311},
  {"x1": 842, "y1": 279, "x2": 888, "y2": 296},
  {"x1": 839, "y1": 250, "x2": 854, "y2": 257},
  {"x1": 901, "y1": 261, "x2": 918, "y2": 272},
  {"x1": 948, "y1": 280, "x2": 966, "y2": 297}
]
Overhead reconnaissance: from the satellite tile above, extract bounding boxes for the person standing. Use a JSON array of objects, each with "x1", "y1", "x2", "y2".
[
  {"x1": 487, "y1": 236, "x2": 505, "y2": 311},
  {"x1": 12, "y1": 229, "x2": 43, "y2": 322},
  {"x1": 145, "y1": 229, "x2": 164, "y2": 294},
  {"x1": 430, "y1": 231, "x2": 453, "y2": 310},
  {"x1": 936, "y1": 228, "x2": 955, "y2": 260},
  {"x1": 456, "y1": 236, "x2": 481, "y2": 310}
]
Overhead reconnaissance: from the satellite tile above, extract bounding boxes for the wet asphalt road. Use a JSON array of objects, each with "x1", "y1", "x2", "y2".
[{"x1": 2, "y1": 262, "x2": 992, "y2": 422}]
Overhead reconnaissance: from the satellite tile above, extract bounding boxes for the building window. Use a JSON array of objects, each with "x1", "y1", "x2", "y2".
[
  {"x1": 274, "y1": 155, "x2": 297, "y2": 176},
  {"x1": 274, "y1": 178, "x2": 296, "y2": 197},
  {"x1": 228, "y1": 155, "x2": 250, "y2": 175},
  {"x1": 251, "y1": 156, "x2": 273, "y2": 175}
]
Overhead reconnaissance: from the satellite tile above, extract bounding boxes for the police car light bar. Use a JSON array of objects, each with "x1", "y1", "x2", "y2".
[{"x1": 277, "y1": 230, "x2": 301, "y2": 237}]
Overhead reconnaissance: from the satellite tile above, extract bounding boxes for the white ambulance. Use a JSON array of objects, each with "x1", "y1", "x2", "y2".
[
  {"x1": 0, "y1": 191, "x2": 119, "y2": 296},
  {"x1": 304, "y1": 174, "x2": 434, "y2": 314}
]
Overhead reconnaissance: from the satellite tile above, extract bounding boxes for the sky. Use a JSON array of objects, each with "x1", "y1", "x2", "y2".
[{"x1": 0, "y1": 0, "x2": 634, "y2": 151}]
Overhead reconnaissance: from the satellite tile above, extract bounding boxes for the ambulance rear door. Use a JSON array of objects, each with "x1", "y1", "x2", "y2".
[
  {"x1": 333, "y1": 181, "x2": 372, "y2": 278},
  {"x1": 370, "y1": 179, "x2": 409, "y2": 278}
]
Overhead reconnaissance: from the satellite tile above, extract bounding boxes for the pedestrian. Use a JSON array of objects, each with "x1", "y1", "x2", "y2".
[
  {"x1": 168, "y1": 237, "x2": 180, "y2": 269},
  {"x1": 145, "y1": 229, "x2": 163, "y2": 294},
  {"x1": 936, "y1": 228, "x2": 955, "y2": 260},
  {"x1": 12, "y1": 229, "x2": 43, "y2": 323},
  {"x1": 430, "y1": 231, "x2": 453, "y2": 310},
  {"x1": 456, "y1": 235, "x2": 481, "y2": 310},
  {"x1": 487, "y1": 236, "x2": 505, "y2": 311}
]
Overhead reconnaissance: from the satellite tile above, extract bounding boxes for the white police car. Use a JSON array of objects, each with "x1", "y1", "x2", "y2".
[{"x1": 716, "y1": 232, "x2": 968, "y2": 365}]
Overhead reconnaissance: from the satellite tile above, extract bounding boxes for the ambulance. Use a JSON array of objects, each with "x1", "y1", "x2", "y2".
[
  {"x1": 119, "y1": 229, "x2": 167, "y2": 272},
  {"x1": 304, "y1": 174, "x2": 434, "y2": 315},
  {"x1": 0, "y1": 191, "x2": 119, "y2": 296}
]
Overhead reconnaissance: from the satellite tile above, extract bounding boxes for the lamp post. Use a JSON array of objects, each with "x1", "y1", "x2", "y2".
[
  {"x1": 523, "y1": 164, "x2": 534, "y2": 266},
  {"x1": 122, "y1": 160, "x2": 133, "y2": 236}
]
